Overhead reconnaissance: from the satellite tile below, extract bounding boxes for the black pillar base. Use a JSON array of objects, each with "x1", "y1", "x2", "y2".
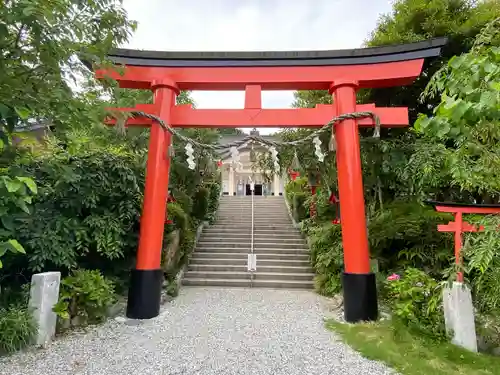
[
  {"x1": 126, "y1": 269, "x2": 163, "y2": 319},
  {"x1": 342, "y1": 272, "x2": 378, "y2": 322}
]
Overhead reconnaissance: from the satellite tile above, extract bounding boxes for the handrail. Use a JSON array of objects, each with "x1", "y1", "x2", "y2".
[
  {"x1": 251, "y1": 183, "x2": 254, "y2": 256},
  {"x1": 250, "y1": 180, "x2": 255, "y2": 287}
]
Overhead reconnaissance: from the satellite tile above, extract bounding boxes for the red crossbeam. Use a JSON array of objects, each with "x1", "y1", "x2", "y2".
[
  {"x1": 105, "y1": 103, "x2": 408, "y2": 128},
  {"x1": 435, "y1": 205, "x2": 500, "y2": 214},
  {"x1": 438, "y1": 222, "x2": 484, "y2": 233},
  {"x1": 96, "y1": 59, "x2": 424, "y2": 90}
]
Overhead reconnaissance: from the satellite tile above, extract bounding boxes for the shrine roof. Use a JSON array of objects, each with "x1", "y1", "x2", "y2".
[
  {"x1": 217, "y1": 134, "x2": 279, "y2": 160},
  {"x1": 92, "y1": 38, "x2": 447, "y2": 68}
]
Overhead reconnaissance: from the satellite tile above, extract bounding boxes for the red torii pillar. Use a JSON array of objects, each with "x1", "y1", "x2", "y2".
[
  {"x1": 127, "y1": 79, "x2": 178, "y2": 319},
  {"x1": 92, "y1": 38, "x2": 445, "y2": 321}
]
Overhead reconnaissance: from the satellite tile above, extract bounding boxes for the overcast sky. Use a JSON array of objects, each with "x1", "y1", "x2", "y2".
[{"x1": 121, "y1": 0, "x2": 394, "y2": 133}]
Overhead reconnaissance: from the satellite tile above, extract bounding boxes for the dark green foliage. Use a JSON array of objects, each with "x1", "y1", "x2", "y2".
[
  {"x1": 7, "y1": 144, "x2": 144, "y2": 279},
  {"x1": 292, "y1": 192, "x2": 309, "y2": 222},
  {"x1": 172, "y1": 189, "x2": 193, "y2": 215},
  {"x1": 165, "y1": 280, "x2": 179, "y2": 298},
  {"x1": 0, "y1": 305, "x2": 37, "y2": 354},
  {"x1": 285, "y1": 177, "x2": 311, "y2": 222},
  {"x1": 167, "y1": 202, "x2": 188, "y2": 231},
  {"x1": 205, "y1": 181, "x2": 221, "y2": 223},
  {"x1": 52, "y1": 269, "x2": 116, "y2": 326},
  {"x1": 383, "y1": 268, "x2": 447, "y2": 340},
  {"x1": 191, "y1": 187, "x2": 210, "y2": 221},
  {"x1": 303, "y1": 220, "x2": 344, "y2": 296},
  {"x1": 368, "y1": 201, "x2": 453, "y2": 274}
]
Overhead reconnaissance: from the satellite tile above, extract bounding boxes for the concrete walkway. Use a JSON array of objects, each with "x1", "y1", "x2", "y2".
[{"x1": 0, "y1": 287, "x2": 394, "y2": 375}]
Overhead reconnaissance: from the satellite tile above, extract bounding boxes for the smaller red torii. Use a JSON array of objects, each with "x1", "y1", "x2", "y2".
[{"x1": 427, "y1": 201, "x2": 500, "y2": 282}]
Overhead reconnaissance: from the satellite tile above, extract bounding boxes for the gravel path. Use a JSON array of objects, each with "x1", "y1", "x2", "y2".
[{"x1": 0, "y1": 287, "x2": 395, "y2": 375}]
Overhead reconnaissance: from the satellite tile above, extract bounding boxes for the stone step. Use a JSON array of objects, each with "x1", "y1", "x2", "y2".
[
  {"x1": 197, "y1": 242, "x2": 306, "y2": 249},
  {"x1": 218, "y1": 203, "x2": 286, "y2": 206},
  {"x1": 215, "y1": 219, "x2": 292, "y2": 224},
  {"x1": 203, "y1": 226, "x2": 302, "y2": 238},
  {"x1": 212, "y1": 223, "x2": 294, "y2": 228},
  {"x1": 199, "y1": 237, "x2": 305, "y2": 244},
  {"x1": 183, "y1": 271, "x2": 314, "y2": 281},
  {"x1": 215, "y1": 222, "x2": 292, "y2": 226},
  {"x1": 188, "y1": 264, "x2": 313, "y2": 273},
  {"x1": 201, "y1": 233, "x2": 303, "y2": 240},
  {"x1": 182, "y1": 278, "x2": 313, "y2": 289},
  {"x1": 217, "y1": 207, "x2": 288, "y2": 210},
  {"x1": 217, "y1": 207, "x2": 287, "y2": 210},
  {"x1": 189, "y1": 258, "x2": 311, "y2": 267},
  {"x1": 216, "y1": 216, "x2": 290, "y2": 221},
  {"x1": 195, "y1": 247, "x2": 308, "y2": 254},
  {"x1": 191, "y1": 252, "x2": 309, "y2": 260}
]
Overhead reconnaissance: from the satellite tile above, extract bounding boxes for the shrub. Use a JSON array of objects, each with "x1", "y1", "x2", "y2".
[
  {"x1": 205, "y1": 181, "x2": 221, "y2": 222},
  {"x1": 285, "y1": 177, "x2": 310, "y2": 222},
  {"x1": 0, "y1": 306, "x2": 37, "y2": 354},
  {"x1": 172, "y1": 189, "x2": 192, "y2": 215},
  {"x1": 165, "y1": 280, "x2": 179, "y2": 297},
  {"x1": 292, "y1": 192, "x2": 309, "y2": 222},
  {"x1": 368, "y1": 201, "x2": 453, "y2": 274},
  {"x1": 307, "y1": 222, "x2": 344, "y2": 296},
  {"x1": 11, "y1": 146, "x2": 144, "y2": 276},
  {"x1": 167, "y1": 202, "x2": 188, "y2": 231},
  {"x1": 383, "y1": 268, "x2": 446, "y2": 340},
  {"x1": 191, "y1": 187, "x2": 209, "y2": 221},
  {"x1": 52, "y1": 269, "x2": 116, "y2": 326}
]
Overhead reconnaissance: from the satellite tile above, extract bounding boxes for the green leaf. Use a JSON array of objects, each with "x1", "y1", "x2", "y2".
[
  {"x1": 14, "y1": 198, "x2": 30, "y2": 213},
  {"x1": 8, "y1": 239, "x2": 25, "y2": 254},
  {"x1": 14, "y1": 107, "x2": 30, "y2": 120},
  {"x1": 1, "y1": 216, "x2": 14, "y2": 231},
  {"x1": 4, "y1": 178, "x2": 22, "y2": 193},
  {"x1": 16, "y1": 176, "x2": 37, "y2": 194}
]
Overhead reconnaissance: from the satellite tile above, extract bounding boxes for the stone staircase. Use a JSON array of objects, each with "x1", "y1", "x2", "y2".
[{"x1": 183, "y1": 196, "x2": 314, "y2": 288}]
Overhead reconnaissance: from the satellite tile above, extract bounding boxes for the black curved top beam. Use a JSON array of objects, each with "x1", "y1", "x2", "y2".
[
  {"x1": 98, "y1": 37, "x2": 447, "y2": 68},
  {"x1": 425, "y1": 200, "x2": 500, "y2": 209}
]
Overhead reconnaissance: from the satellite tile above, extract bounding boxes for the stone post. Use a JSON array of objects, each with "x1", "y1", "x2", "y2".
[
  {"x1": 29, "y1": 272, "x2": 61, "y2": 347},
  {"x1": 443, "y1": 281, "x2": 477, "y2": 352},
  {"x1": 228, "y1": 165, "x2": 235, "y2": 196},
  {"x1": 273, "y1": 173, "x2": 280, "y2": 196}
]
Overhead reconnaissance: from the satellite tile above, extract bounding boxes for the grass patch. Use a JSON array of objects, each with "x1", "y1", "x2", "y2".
[{"x1": 327, "y1": 319, "x2": 500, "y2": 375}]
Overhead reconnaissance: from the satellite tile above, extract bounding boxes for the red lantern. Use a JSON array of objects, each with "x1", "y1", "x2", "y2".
[
  {"x1": 308, "y1": 170, "x2": 321, "y2": 219},
  {"x1": 329, "y1": 192, "x2": 339, "y2": 204},
  {"x1": 217, "y1": 160, "x2": 223, "y2": 168},
  {"x1": 288, "y1": 168, "x2": 300, "y2": 181},
  {"x1": 288, "y1": 152, "x2": 301, "y2": 181},
  {"x1": 166, "y1": 191, "x2": 175, "y2": 224},
  {"x1": 329, "y1": 192, "x2": 341, "y2": 224}
]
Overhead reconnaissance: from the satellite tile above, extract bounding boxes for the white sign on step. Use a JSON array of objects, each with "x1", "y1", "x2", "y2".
[{"x1": 247, "y1": 254, "x2": 257, "y2": 271}]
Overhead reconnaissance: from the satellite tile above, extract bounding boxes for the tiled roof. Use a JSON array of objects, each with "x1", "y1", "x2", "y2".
[{"x1": 217, "y1": 133, "x2": 279, "y2": 160}]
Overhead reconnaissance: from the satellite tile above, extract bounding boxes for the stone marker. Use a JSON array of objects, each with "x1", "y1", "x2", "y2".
[
  {"x1": 443, "y1": 281, "x2": 477, "y2": 352},
  {"x1": 29, "y1": 272, "x2": 61, "y2": 347}
]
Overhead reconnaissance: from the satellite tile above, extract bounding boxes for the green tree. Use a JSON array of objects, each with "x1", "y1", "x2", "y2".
[
  {"x1": 366, "y1": 0, "x2": 500, "y2": 122},
  {"x1": 292, "y1": 0, "x2": 500, "y2": 120},
  {"x1": 0, "y1": 0, "x2": 136, "y2": 139},
  {"x1": 414, "y1": 17, "x2": 500, "y2": 200}
]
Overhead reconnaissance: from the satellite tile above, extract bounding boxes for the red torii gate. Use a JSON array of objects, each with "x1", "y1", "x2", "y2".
[
  {"x1": 427, "y1": 201, "x2": 500, "y2": 282},
  {"x1": 89, "y1": 38, "x2": 446, "y2": 322}
]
